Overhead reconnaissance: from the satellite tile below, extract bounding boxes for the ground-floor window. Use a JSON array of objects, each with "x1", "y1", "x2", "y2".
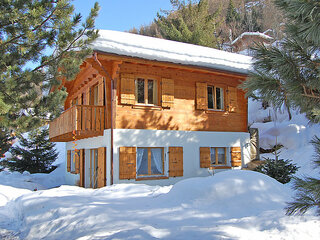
[
  {"x1": 210, "y1": 147, "x2": 226, "y2": 166},
  {"x1": 200, "y1": 147, "x2": 228, "y2": 168},
  {"x1": 137, "y1": 147, "x2": 164, "y2": 176}
]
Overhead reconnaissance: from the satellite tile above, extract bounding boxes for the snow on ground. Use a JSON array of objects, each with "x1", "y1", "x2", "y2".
[
  {"x1": 0, "y1": 170, "x2": 319, "y2": 239},
  {"x1": 249, "y1": 99, "x2": 320, "y2": 177}
]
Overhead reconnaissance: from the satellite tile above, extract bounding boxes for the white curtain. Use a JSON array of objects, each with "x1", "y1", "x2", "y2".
[
  {"x1": 137, "y1": 148, "x2": 146, "y2": 175},
  {"x1": 151, "y1": 148, "x2": 162, "y2": 174}
]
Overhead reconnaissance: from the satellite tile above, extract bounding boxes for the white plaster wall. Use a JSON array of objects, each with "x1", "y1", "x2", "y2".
[
  {"x1": 63, "y1": 129, "x2": 250, "y2": 187},
  {"x1": 113, "y1": 129, "x2": 251, "y2": 186},
  {"x1": 65, "y1": 130, "x2": 111, "y2": 186}
]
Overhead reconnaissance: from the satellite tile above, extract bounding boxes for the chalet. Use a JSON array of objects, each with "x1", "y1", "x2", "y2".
[{"x1": 49, "y1": 30, "x2": 252, "y2": 188}]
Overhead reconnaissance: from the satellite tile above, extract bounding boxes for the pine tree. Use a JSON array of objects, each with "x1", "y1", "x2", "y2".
[
  {"x1": 0, "y1": 0, "x2": 100, "y2": 133},
  {"x1": 241, "y1": 3, "x2": 263, "y2": 32},
  {"x1": 0, "y1": 128, "x2": 15, "y2": 159},
  {"x1": 156, "y1": 0, "x2": 221, "y2": 48},
  {"x1": 1, "y1": 128, "x2": 58, "y2": 173},
  {"x1": 286, "y1": 136, "x2": 320, "y2": 215},
  {"x1": 225, "y1": 0, "x2": 241, "y2": 40},
  {"x1": 226, "y1": 0, "x2": 240, "y2": 25},
  {"x1": 241, "y1": 0, "x2": 320, "y2": 122}
]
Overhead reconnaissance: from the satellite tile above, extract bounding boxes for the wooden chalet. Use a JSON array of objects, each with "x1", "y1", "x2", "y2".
[{"x1": 49, "y1": 30, "x2": 252, "y2": 188}]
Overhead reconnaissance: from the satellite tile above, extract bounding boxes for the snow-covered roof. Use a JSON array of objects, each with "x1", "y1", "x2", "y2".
[
  {"x1": 231, "y1": 32, "x2": 274, "y2": 46},
  {"x1": 92, "y1": 30, "x2": 252, "y2": 75}
]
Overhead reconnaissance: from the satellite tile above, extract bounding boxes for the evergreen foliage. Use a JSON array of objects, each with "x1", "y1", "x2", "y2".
[
  {"x1": 254, "y1": 157, "x2": 299, "y2": 184},
  {"x1": 0, "y1": 0, "x2": 100, "y2": 133},
  {"x1": 225, "y1": 0, "x2": 242, "y2": 40},
  {"x1": 286, "y1": 136, "x2": 320, "y2": 216},
  {"x1": 156, "y1": 0, "x2": 221, "y2": 48},
  {"x1": 0, "y1": 128, "x2": 15, "y2": 159},
  {"x1": 130, "y1": 0, "x2": 285, "y2": 46},
  {"x1": 241, "y1": 0, "x2": 320, "y2": 122},
  {"x1": 226, "y1": 0, "x2": 240, "y2": 24},
  {"x1": 1, "y1": 128, "x2": 58, "y2": 173},
  {"x1": 241, "y1": 2, "x2": 263, "y2": 32}
]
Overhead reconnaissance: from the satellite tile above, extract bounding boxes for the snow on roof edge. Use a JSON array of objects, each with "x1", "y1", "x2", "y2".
[{"x1": 91, "y1": 30, "x2": 252, "y2": 75}]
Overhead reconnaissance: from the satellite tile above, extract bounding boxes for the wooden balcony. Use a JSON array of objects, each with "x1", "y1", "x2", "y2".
[{"x1": 49, "y1": 105, "x2": 105, "y2": 142}]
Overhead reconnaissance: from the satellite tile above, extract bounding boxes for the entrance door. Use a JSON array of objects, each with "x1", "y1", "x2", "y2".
[
  {"x1": 84, "y1": 149, "x2": 98, "y2": 188},
  {"x1": 84, "y1": 148, "x2": 106, "y2": 188}
]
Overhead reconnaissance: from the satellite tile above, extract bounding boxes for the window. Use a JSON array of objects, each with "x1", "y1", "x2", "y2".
[
  {"x1": 72, "y1": 98, "x2": 78, "y2": 107},
  {"x1": 90, "y1": 84, "x2": 99, "y2": 106},
  {"x1": 135, "y1": 78, "x2": 157, "y2": 105},
  {"x1": 137, "y1": 147, "x2": 164, "y2": 176},
  {"x1": 89, "y1": 149, "x2": 98, "y2": 188},
  {"x1": 70, "y1": 150, "x2": 76, "y2": 172},
  {"x1": 210, "y1": 147, "x2": 226, "y2": 165},
  {"x1": 207, "y1": 86, "x2": 224, "y2": 110}
]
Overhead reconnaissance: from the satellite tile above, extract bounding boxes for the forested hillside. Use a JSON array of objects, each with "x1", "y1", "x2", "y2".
[{"x1": 129, "y1": 0, "x2": 285, "y2": 49}]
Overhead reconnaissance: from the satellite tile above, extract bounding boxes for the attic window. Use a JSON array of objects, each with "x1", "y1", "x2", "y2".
[
  {"x1": 207, "y1": 86, "x2": 224, "y2": 110},
  {"x1": 135, "y1": 78, "x2": 157, "y2": 105}
]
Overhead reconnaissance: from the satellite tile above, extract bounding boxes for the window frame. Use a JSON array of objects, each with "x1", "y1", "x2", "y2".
[
  {"x1": 135, "y1": 77, "x2": 158, "y2": 106},
  {"x1": 136, "y1": 147, "x2": 165, "y2": 177},
  {"x1": 89, "y1": 148, "x2": 99, "y2": 188},
  {"x1": 70, "y1": 150, "x2": 76, "y2": 173},
  {"x1": 207, "y1": 85, "x2": 225, "y2": 111},
  {"x1": 90, "y1": 83, "x2": 99, "y2": 106},
  {"x1": 210, "y1": 147, "x2": 227, "y2": 166}
]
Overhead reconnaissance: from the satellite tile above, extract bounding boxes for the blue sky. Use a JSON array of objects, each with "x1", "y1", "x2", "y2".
[{"x1": 73, "y1": 0, "x2": 172, "y2": 31}]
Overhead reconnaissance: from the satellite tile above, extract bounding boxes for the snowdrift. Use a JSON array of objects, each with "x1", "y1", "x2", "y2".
[
  {"x1": 160, "y1": 170, "x2": 291, "y2": 218},
  {"x1": 2, "y1": 170, "x2": 318, "y2": 240}
]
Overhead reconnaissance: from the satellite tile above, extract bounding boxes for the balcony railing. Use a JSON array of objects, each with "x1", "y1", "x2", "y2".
[{"x1": 49, "y1": 105, "x2": 105, "y2": 142}]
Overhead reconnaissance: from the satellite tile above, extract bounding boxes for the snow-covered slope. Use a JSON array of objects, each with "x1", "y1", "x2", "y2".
[
  {"x1": 93, "y1": 30, "x2": 252, "y2": 75},
  {"x1": 1, "y1": 170, "x2": 319, "y2": 239},
  {"x1": 249, "y1": 99, "x2": 320, "y2": 177}
]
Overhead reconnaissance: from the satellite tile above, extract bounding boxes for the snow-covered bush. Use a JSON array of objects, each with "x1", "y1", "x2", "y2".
[{"x1": 254, "y1": 158, "x2": 299, "y2": 184}]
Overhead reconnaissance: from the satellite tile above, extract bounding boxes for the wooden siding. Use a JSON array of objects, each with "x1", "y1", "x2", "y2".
[
  {"x1": 50, "y1": 53, "x2": 248, "y2": 143},
  {"x1": 49, "y1": 105, "x2": 105, "y2": 142},
  {"x1": 115, "y1": 62, "x2": 248, "y2": 132}
]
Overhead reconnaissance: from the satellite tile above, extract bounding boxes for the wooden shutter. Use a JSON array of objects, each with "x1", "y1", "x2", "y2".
[
  {"x1": 196, "y1": 82, "x2": 208, "y2": 110},
  {"x1": 231, "y1": 147, "x2": 242, "y2": 167},
  {"x1": 161, "y1": 78, "x2": 174, "y2": 108},
  {"x1": 75, "y1": 150, "x2": 80, "y2": 174},
  {"x1": 169, "y1": 147, "x2": 183, "y2": 177},
  {"x1": 200, "y1": 147, "x2": 211, "y2": 168},
  {"x1": 98, "y1": 77, "x2": 104, "y2": 106},
  {"x1": 67, "y1": 150, "x2": 71, "y2": 172},
  {"x1": 120, "y1": 74, "x2": 135, "y2": 105},
  {"x1": 79, "y1": 149, "x2": 85, "y2": 187},
  {"x1": 119, "y1": 147, "x2": 136, "y2": 180},
  {"x1": 97, "y1": 147, "x2": 106, "y2": 188},
  {"x1": 227, "y1": 86, "x2": 238, "y2": 112}
]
